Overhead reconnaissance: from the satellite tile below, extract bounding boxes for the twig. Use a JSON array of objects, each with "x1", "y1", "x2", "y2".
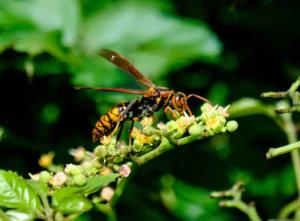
[
  {"x1": 266, "y1": 141, "x2": 300, "y2": 159},
  {"x1": 211, "y1": 182, "x2": 262, "y2": 221}
]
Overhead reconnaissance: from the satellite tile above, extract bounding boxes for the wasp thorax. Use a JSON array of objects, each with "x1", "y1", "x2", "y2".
[{"x1": 174, "y1": 92, "x2": 187, "y2": 108}]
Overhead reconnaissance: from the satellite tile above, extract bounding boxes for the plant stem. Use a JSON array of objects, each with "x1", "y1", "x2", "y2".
[
  {"x1": 288, "y1": 77, "x2": 300, "y2": 94},
  {"x1": 132, "y1": 137, "x2": 172, "y2": 165},
  {"x1": 282, "y1": 111, "x2": 300, "y2": 209},
  {"x1": 211, "y1": 182, "x2": 262, "y2": 221},
  {"x1": 220, "y1": 201, "x2": 262, "y2": 221},
  {"x1": 132, "y1": 134, "x2": 205, "y2": 165},
  {"x1": 110, "y1": 171, "x2": 133, "y2": 207},
  {"x1": 261, "y1": 91, "x2": 288, "y2": 98},
  {"x1": 266, "y1": 141, "x2": 300, "y2": 159},
  {"x1": 279, "y1": 198, "x2": 298, "y2": 219},
  {"x1": 40, "y1": 194, "x2": 53, "y2": 221},
  {"x1": 95, "y1": 203, "x2": 117, "y2": 221},
  {"x1": 0, "y1": 209, "x2": 10, "y2": 221}
]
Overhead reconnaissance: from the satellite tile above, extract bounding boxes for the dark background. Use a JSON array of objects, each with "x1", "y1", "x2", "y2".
[{"x1": 0, "y1": 0, "x2": 299, "y2": 220}]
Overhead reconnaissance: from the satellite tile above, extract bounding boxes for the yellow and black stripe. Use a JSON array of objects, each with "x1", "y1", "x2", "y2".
[{"x1": 92, "y1": 103, "x2": 127, "y2": 142}]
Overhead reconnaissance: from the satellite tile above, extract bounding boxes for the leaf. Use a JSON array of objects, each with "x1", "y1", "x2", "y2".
[
  {"x1": 0, "y1": 170, "x2": 42, "y2": 212},
  {"x1": 52, "y1": 187, "x2": 81, "y2": 207},
  {"x1": 229, "y1": 98, "x2": 275, "y2": 118},
  {"x1": 26, "y1": 180, "x2": 49, "y2": 199},
  {"x1": 52, "y1": 173, "x2": 119, "y2": 206},
  {"x1": 57, "y1": 196, "x2": 93, "y2": 214},
  {"x1": 73, "y1": 0, "x2": 222, "y2": 86},
  {"x1": 0, "y1": 0, "x2": 79, "y2": 59},
  {"x1": 160, "y1": 175, "x2": 233, "y2": 221},
  {"x1": 81, "y1": 173, "x2": 120, "y2": 194},
  {"x1": 5, "y1": 210, "x2": 35, "y2": 221}
]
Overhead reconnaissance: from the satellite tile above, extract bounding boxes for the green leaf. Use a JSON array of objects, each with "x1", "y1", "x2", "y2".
[
  {"x1": 0, "y1": 170, "x2": 42, "y2": 212},
  {"x1": 0, "y1": 0, "x2": 79, "y2": 60},
  {"x1": 77, "y1": 1, "x2": 222, "y2": 82},
  {"x1": 160, "y1": 175, "x2": 232, "y2": 221},
  {"x1": 81, "y1": 173, "x2": 120, "y2": 194},
  {"x1": 52, "y1": 173, "x2": 119, "y2": 206},
  {"x1": 57, "y1": 196, "x2": 93, "y2": 214},
  {"x1": 229, "y1": 98, "x2": 275, "y2": 118},
  {"x1": 26, "y1": 180, "x2": 49, "y2": 199},
  {"x1": 5, "y1": 210, "x2": 35, "y2": 221},
  {"x1": 52, "y1": 187, "x2": 81, "y2": 207}
]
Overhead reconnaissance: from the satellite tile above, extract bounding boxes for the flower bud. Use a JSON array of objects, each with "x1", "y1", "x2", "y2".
[
  {"x1": 166, "y1": 120, "x2": 177, "y2": 132},
  {"x1": 113, "y1": 156, "x2": 123, "y2": 163},
  {"x1": 39, "y1": 171, "x2": 52, "y2": 183},
  {"x1": 94, "y1": 145, "x2": 108, "y2": 158},
  {"x1": 29, "y1": 173, "x2": 40, "y2": 181},
  {"x1": 171, "y1": 128, "x2": 186, "y2": 139},
  {"x1": 69, "y1": 146, "x2": 85, "y2": 162},
  {"x1": 38, "y1": 152, "x2": 54, "y2": 168},
  {"x1": 119, "y1": 164, "x2": 131, "y2": 177},
  {"x1": 100, "y1": 167, "x2": 113, "y2": 176},
  {"x1": 64, "y1": 164, "x2": 82, "y2": 175},
  {"x1": 51, "y1": 172, "x2": 67, "y2": 186},
  {"x1": 132, "y1": 140, "x2": 143, "y2": 152},
  {"x1": 143, "y1": 125, "x2": 156, "y2": 136},
  {"x1": 73, "y1": 174, "x2": 87, "y2": 186},
  {"x1": 226, "y1": 120, "x2": 238, "y2": 132},
  {"x1": 201, "y1": 103, "x2": 213, "y2": 112},
  {"x1": 100, "y1": 186, "x2": 114, "y2": 201},
  {"x1": 141, "y1": 117, "x2": 153, "y2": 126},
  {"x1": 188, "y1": 124, "x2": 204, "y2": 136}
]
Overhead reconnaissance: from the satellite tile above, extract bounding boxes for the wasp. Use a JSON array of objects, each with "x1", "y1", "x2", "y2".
[{"x1": 76, "y1": 49, "x2": 210, "y2": 143}]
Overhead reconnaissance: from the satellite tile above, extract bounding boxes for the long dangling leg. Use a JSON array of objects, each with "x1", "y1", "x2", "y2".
[
  {"x1": 128, "y1": 120, "x2": 135, "y2": 145},
  {"x1": 187, "y1": 94, "x2": 212, "y2": 104},
  {"x1": 116, "y1": 122, "x2": 124, "y2": 142},
  {"x1": 116, "y1": 98, "x2": 138, "y2": 143},
  {"x1": 164, "y1": 106, "x2": 179, "y2": 119}
]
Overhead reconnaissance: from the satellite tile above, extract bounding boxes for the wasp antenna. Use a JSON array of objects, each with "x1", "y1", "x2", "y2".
[
  {"x1": 187, "y1": 94, "x2": 212, "y2": 104},
  {"x1": 74, "y1": 86, "x2": 95, "y2": 90}
]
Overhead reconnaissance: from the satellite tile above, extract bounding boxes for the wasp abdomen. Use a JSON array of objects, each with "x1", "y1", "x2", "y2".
[{"x1": 92, "y1": 103, "x2": 128, "y2": 142}]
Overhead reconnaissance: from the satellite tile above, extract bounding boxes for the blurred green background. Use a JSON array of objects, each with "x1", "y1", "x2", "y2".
[{"x1": 0, "y1": 0, "x2": 300, "y2": 220}]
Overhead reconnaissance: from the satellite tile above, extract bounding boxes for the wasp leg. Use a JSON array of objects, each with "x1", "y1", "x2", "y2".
[
  {"x1": 185, "y1": 105, "x2": 193, "y2": 116},
  {"x1": 164, "y1": 106, "x2": 180, "y2": 119},
  {"x1": 116, "y1": 122, "x2": 124, "y2": 142},
  {"x1": 128, "y1": 120, "x2": 135, "y2": 145},
  {"x1": 116, "y1": 98, "x2": 138, "y2": 143},
  {"x1": 121, "y1": 98, "x2": 139, "y2": 120},
  {"x1": 187, "y1": 94, "x2": 211, "y2": 104}
]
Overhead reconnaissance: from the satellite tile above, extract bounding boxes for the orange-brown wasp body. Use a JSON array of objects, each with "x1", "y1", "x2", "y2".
[{"x1": 77, "y1": 49, "x2": 210, "y2": 143}]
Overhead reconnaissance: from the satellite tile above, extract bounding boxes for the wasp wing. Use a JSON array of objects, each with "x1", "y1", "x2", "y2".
[
  {"x1": 75, "y1": 86, "x2": 147, "y2": 95},
  {"x1": 100, "y1": 49, "x2": 156, "y2": 88}
]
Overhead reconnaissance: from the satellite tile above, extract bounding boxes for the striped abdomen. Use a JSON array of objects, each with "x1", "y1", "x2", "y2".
[{"x1": 92, "y1": 103, "x2": 128, "y2": 142}]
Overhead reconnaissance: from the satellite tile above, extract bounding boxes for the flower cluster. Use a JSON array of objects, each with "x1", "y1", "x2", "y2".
[{"x1": 30, "y1": 103, "x2": 238, "y2": 193}]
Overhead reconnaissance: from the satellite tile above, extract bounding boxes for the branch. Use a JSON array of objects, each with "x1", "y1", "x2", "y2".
[
  {"x1": 261, "y1": 77, "x2": 300, "y2": 113},
  {"x1": 266, "y1": 141, "x2": 300, "y2": 159},
  {"x1": 211, "y1": 182, "x2": 262, "y2": 221}
]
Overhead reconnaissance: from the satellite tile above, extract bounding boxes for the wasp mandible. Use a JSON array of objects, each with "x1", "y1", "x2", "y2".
[{"x1": 76, "y1": 49, "x2": 210, "y2": 143}]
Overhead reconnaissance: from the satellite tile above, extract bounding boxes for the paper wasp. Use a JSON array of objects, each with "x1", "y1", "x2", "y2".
[{"x1": 76, "y1": 49, "x2": 210, "y2": 143}]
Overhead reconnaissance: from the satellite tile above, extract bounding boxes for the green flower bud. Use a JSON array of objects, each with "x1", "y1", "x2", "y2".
[
  {"x1": 143, "y1": 125, "x2": 156, "y2": 136},
  {"x1": 166, "y1": 120, "x2": 177, "y2": 132},
  {"x1": 132, "y1": 140, "x2": 143, "y2": 152},
  {"x1": 200, "y1": 103, "x2": 213, "y2": 112},
  {"x1": 188, "y1": 124, "x2": 204, "y2": 136},
  {"x1": 39, "y1": 171, "x2": 51, "y2": 183},
  {"x1": 170, "y1": 128, "x2": 186, "y2": 139},
  {"x1": 65, "y1": 164, "x2": 83, "y2": 175},
  {"x1": 73, "y1": 174, "x2": 87, "y2": 186},
  {"x1": 94, "y1": 145, "x2": 108, "y2": 158},
  {"x1": 113, "y1": 156, "x2": 123, "y2": 163},
  {"x1": 226, "y1": 120, "x2": 238, "y2": 132}
]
